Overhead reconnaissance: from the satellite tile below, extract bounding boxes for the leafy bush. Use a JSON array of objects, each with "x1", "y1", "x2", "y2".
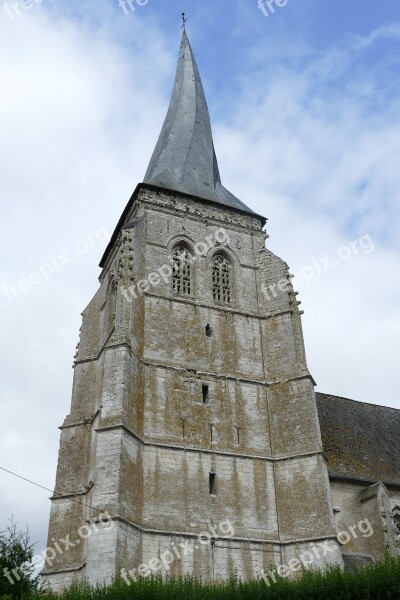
[
  {"x1": 27, "y1": 553, "x2": 400, "y2": 600},
  {"x1": 0, "y1": 519, "x2": 39, "y2": 600}
]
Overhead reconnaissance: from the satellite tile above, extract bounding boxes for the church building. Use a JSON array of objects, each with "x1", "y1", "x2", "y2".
[{"x1": 43, "y1": 31, "x2": 400, "y2": 591}]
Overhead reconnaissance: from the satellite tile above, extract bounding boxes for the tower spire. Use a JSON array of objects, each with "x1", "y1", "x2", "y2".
[
  {"x1": 143, "y1": 31, "x2": 254, "y2": 214},
  {"x1": 181, "y1": 12, "x2": 187, "y2": 30}
]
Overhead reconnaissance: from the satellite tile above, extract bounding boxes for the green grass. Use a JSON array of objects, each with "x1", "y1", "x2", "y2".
[{"x1": 10, "y1": 554, "x2": 400, "y2": 600}]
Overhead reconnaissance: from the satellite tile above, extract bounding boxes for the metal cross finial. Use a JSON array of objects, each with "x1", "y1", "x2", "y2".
[{"x1": 181, "y1": 12, "x2": 187, "y2": 30}]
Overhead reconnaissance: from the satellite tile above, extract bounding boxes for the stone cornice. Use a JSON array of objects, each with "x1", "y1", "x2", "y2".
[
  {"x1": 73, "y1": 340, "x2": 314, "y2": 388},
  {"x1": 99, "y1": 183, "x2": 265, "y2": 272},
  {"x1": 42, "y1": 563, "x2": 86, "y2": 577},
  {"x1": 44, "y1": 513, "x2": 337, "y2": 551},
  {"x1": 91, "y1": 423, "x2": 324, "y2": 465},
  {"x1": 142, "y1": 196, "x2": 263, "y2": 234}
]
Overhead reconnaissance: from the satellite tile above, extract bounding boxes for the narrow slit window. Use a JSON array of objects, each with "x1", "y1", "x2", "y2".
[
  {"x1": 205, "y1": 324, "x2": 212, "y2": 337},
  {"x1": 202, "y1": 384, "x2": 209, "y2": 404},
  {"x1": 209, "y1": 472, "x2": 216, "y2": 495},
  {"x1": 212, "y1": 255, "x2": 232, "y2": 303},
  {"x1": 179, "y1": 418, "x2": 185, "y2": 440},
  {"x1": 234, "y1": 426, "x2": 240, "y2": 445},
  {"x1": 172, "y1": 246, "x2": 192, "y2": 295}
]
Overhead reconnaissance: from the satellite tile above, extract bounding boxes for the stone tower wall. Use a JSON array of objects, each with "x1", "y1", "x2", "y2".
[{"x1": 43, "y1": 185, "x2": 342, "y2": 590}]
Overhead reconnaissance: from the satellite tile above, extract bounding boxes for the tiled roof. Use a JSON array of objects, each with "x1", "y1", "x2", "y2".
[{"x1": 316, "y1": 393, "x2": 400, "y2": 486}]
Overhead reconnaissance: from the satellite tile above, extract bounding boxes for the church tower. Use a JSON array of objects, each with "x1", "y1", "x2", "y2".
[{"x1": 43, "y1": 31, "x2": 343, "y2": 591}]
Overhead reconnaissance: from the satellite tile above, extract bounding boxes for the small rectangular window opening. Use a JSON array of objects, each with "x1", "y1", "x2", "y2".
[
  {"x1": 234, "y1": 426, "x2": 240, "y2": 445},
  {"x1": 179, "y1": 418, "x2": 185, "y2": 440},
  {"x1": 209, "y1": 472, "x2": 216, "y2": 495},
  {"x1": 202, "y1": 384, "x2": 210, "y2": 404}
]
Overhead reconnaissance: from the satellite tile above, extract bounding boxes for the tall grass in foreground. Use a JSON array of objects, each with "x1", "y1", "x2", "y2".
[{"x1": 24, "y1": 554, "x2": 400, "y2": 600}]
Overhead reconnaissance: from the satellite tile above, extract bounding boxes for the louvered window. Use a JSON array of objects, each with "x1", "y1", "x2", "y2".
[
  {"x1": 212, "y1": 255, "x2": 232, "y2": 303},
  {"x1": 172, "y1": 246, "x2": 192, "y2": 295}
]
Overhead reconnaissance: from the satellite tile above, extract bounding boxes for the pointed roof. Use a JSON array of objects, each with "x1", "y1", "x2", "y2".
[{"x1": 143, "y1": 31, "x2": 254, "y2": 214}]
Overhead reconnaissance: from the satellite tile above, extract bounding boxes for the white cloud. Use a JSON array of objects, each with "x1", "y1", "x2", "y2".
[
  {"x1": 352, "y1": 22, "x2": 400, "y2": 51},
  {"x1": 0, "y1": 8, "x2": 173, "y2": 551},
  {"x1": 214, "y1": 24, "x2": 400, "y2": 410},
  {"x1": 0, "y1": 10, "x2": 398, "y2": 558}
]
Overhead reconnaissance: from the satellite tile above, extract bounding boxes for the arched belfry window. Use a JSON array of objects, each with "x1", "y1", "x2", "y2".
[
  {"x1": 394, "y1": 511, "x2": 400, "y2": 533},
  {"x1": 212, "y1": 255, "x2": 232, "y2": 303},
  {"x1": 172, "y1": 246, "x2": 192, "y2": 295}
]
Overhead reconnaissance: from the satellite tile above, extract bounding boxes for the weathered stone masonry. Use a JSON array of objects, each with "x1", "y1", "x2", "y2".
[
  {"x1": 43, "y1": 184, "x2": 343, "y2": 590},
  {"x1": 43, "y1": 30, "x2": 399, "y2": 591}
]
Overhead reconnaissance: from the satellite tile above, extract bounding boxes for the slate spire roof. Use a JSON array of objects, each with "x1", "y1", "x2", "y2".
[{"x1": 144, "y1": 31, "x2": 254, "y2": 214}]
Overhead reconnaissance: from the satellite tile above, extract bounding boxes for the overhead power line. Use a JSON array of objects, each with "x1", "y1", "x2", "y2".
[{"x1": 0, "y1": 465, "x2": 100, "y2": 515}]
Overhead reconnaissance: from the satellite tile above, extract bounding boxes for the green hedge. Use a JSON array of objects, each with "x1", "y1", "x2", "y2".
[{"x1": 13, "y1": 554, "x2": 400, "y2": 600}]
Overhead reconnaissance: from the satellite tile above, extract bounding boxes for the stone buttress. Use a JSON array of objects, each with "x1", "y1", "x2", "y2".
[{"x1": 42, "y1": 31, "x2": 343, "y2": 591}]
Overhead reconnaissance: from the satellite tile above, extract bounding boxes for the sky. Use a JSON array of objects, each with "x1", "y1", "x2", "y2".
[{"x1": 0, "y1": 0, "x2": 399, "y2": 558}]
